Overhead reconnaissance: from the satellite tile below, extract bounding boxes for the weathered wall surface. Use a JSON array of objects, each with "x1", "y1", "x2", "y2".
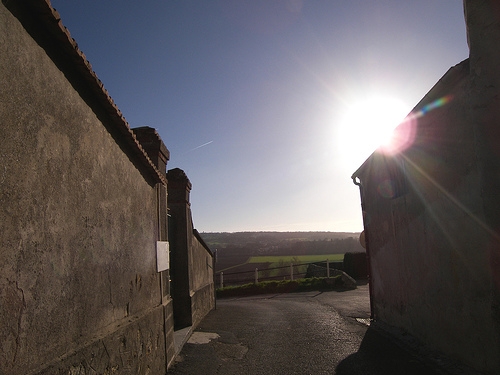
[
  {"x1": 0, "y1": 4, "x2": 170, "y2": 374},
  {"x1": 37, "y1": 306, "x2": 167, "y2": 375},
  {"x1": 355, "y1": 59, "x2": 499, "y2": 373},
  {"x1": 190, "y1": 231, "x2": 215, "y2": 327}
]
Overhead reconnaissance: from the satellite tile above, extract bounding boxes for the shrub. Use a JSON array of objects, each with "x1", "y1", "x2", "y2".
[
  {"x1": 343, "y1": 252, "x2": 368, "y2": 279},
  {"x1": 216, "y1": 276, "x2": 344, "y2": 298}
]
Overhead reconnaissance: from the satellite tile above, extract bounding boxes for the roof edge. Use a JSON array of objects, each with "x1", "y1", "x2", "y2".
[{"x1": 351, "y1": 58, "x2": 470, "y2": 180}]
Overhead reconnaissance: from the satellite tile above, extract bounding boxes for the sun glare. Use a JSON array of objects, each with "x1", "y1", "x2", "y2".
[{"x1": 337, "y1": 96, "x2": 410, "y2": 172}]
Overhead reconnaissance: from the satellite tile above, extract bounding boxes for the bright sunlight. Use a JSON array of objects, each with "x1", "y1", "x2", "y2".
[{"x1": 337, "y1": 95, "x2": 410, "y2": 172}]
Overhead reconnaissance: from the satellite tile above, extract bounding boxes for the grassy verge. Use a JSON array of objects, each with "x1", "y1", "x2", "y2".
[{"x1": 216, "y1": 276, "x2": 352, "y2": 298}]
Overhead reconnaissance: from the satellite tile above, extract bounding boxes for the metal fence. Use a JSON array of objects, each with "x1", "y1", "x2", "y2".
[{"x1": 216, "y1": 259, "x2": 342, "y2": 288}]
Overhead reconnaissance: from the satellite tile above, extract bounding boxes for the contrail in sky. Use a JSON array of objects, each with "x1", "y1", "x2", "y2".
[{"x1": 188, "y1": 140, "x2": 213, "y2": 152}]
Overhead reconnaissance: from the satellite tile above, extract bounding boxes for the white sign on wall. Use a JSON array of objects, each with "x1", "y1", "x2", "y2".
[{"x1": 156, "y1": 241, "x2": 169, "y2": 272}]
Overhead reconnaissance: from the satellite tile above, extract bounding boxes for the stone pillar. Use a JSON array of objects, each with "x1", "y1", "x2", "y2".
[
  {"x1": 133, "y1": 126, "x2": 170, "y2": 261},
  {"x1": 132, "y1": 126, "x2": 170, "y2": 178},
  {"x1": 167, "y1": 168, "x2": 193, "y2": 329},
  {"x1": 132, "y1": 127, "x2": 176, "y2": 364}
]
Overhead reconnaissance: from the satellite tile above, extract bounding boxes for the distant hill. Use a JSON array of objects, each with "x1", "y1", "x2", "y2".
[
  {"x1": 200, "y1": 231, "x2": 362, "y2": 248},
  {"x1": 199, "y1": 232, "x2": 364, "y2": 273}
]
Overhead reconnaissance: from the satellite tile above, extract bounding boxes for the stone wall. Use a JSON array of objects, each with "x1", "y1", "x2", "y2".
[
  {"x1": 191, "y1": 230, "x2": 216, "y2": 327},
  {"x1": 352, "y1": 3, "x2": 500, "y2": 369},
  {"x1": 354, "y1": 61, "x2": 499, "y2": 372},
  {"x1": 38, "y1": 306, "x2": 167, "y2": 375},
  {"x1": 0, "y1": 3, "x2": 175, "y2": 373}
]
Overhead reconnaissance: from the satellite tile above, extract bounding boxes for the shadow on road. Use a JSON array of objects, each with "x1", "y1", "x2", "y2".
[{"x1": 335, "y1": 327, "x2": 442, "y2": 375}]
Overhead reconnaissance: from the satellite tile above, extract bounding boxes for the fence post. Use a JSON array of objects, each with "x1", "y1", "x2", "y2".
[
  {"x1": 255, "y1": 268, "x2": 258, "y2": 284},
  {"x1": 220, "y1": 272, "x2": 224, "y2": 288},
  {"x1": 327, "y1": 259, "x2": 330, "y2": 278},
  {"x1": 290, "y1": 263, "x2": 294, "y2": 281}
]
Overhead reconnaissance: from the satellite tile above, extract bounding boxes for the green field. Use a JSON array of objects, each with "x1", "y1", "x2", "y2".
[
  {"x1": 248, "y1": 254, "x2": 344, "y2": 264},
  {"x1": 217, "y1": 254, "x2": 345, "y2": 274}
]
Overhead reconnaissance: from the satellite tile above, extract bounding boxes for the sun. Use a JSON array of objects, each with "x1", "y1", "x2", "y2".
[{"x1": 337, "y1": 95, "x2": 410, "y2": 172}]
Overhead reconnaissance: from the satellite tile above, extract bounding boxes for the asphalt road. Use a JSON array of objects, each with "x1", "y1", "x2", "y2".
[{"x1": 168, "y1": 285, "x2": 443, "y2": 375}]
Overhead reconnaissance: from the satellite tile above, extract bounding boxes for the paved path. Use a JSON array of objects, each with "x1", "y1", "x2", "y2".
[{"x1": 169, "y1": 285, "x2": 443, "y2": 375}]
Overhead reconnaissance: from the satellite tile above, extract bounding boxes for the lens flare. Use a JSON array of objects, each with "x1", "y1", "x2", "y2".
[
  {"x1": 418, "y1": 95, "x2": 453, "y2": 116},
  {"x1": 379, "y1": 115, "x2": 417, "y2": 155},
  {"x1": 380, "y1": 95, "x2": 454, "y2": 155},
  {"x1": 377, "y1": 179, "x2": 396, "y2": 198}
]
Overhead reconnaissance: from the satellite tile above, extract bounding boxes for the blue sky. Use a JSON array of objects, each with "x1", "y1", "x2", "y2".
[{"x1": 51, "y1": 0, "x2": 469, "y2": 232}]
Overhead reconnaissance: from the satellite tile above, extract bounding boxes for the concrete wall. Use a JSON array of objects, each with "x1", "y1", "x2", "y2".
[
  {"x1": 353, "y1": 20, "x2": 500, "y2": 372},
  {"x1": 0, "y1": 3, "x2": 176, "y2": 373}
]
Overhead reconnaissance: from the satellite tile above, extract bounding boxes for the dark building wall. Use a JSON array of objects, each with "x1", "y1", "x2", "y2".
[
  {"x1": 355, "y1": 76, "x2": 496, "y2": 370},
  {"x1": 352, "y1": 2, "x2": 500, "y2": 369},
  {"x1": 0, "y1": 3, "x2": 173, "y2": 374}
]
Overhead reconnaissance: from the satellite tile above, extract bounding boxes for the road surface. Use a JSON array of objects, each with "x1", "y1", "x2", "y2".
[{"x1": 169, "y1": 285, "x2": 444, "y2": 375}]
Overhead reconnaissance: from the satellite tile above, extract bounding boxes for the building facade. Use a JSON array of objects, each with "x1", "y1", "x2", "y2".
[{"x1": 352, "y1": 1, "x2": 500, "y2": 373}]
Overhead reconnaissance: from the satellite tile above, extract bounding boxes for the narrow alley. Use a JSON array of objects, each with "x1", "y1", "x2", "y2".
[{"x1": 169, "y1": 285, "x2": 449, "y2": 375}]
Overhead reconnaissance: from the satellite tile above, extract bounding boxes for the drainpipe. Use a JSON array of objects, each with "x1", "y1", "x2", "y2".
[{"x1": 352, "y1": 176, "x2": 375, "y2": 321}]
